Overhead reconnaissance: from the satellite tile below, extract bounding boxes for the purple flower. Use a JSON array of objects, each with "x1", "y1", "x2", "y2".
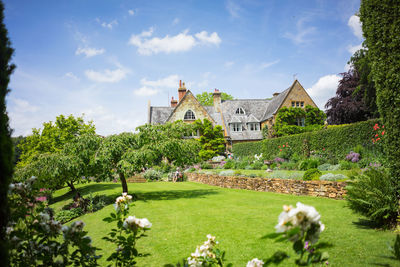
[
  {"x1": 35, "y1": 196, "x2": 47, "y2": 202},
  {"x1": 274, "y1": 157, "x2": 285, "y2": 163}
]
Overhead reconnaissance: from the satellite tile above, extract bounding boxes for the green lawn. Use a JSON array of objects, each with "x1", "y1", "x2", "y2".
[{"x1": 51, "y1": 182, "x2": 397, "y2": 266}]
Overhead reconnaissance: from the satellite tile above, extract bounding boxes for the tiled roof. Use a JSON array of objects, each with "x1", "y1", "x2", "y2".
[
  {"x1": 149, "y1": 106, "x2": 173, "y2": 124},
  {"x1": 261, "y1": 87, "x2": 291, "y2": 121}
]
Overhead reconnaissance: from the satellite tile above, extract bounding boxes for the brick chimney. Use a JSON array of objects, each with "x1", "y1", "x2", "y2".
[
  {"x1": 170, "y1": 96, "x2": 178, "y2": 108},
  {"x1": 213, "y1": 88, "x2": 222, "y2": 112},
  {"x1": 178, "y1": 80, "x2": 187, "y2": 102}
]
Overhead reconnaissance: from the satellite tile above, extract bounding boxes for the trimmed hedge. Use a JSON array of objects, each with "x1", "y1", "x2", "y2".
[{"x1": 233, "y1": 119, "x2": 383, "y2": 161}]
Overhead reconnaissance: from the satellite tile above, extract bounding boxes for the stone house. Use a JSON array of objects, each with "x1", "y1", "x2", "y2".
[{"x1": 148, "y1": 79, "x2": 318, "y2": 146}]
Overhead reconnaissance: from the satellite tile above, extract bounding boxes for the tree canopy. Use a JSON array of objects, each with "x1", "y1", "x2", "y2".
[
  {"x1": 17, "y1": 114, "x2": 95, "y2": 166},
  {"x1": 194, "y1": 119, "x2": 225, "y2": 160},
  {"x1": 195, "y1": 92, "x2": 234, "y2": 106}
]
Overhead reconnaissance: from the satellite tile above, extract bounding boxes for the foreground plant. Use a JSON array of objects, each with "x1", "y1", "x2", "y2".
[
  {"x1": 7, "y1": 177, "x2": 100, "y2": 266},
  {"x1": 185, "y1": 234, "x2": 229, "y2": 267},
  {"x1": 102, "y1": 192, "x2": 151, "y2": 266},
  {"x1": 262, "y1": 202, "x2": 329, "y2": 266}
]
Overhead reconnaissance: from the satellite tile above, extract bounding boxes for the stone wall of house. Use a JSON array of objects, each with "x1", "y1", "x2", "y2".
[
  {"x1": 280, "y1": 81, "x2": 317, "y2": 109},
  {"x1": 168, "y1": 91, "x2": 214, "y2": 124},
  {"x1": 187, "y1": 173, "x2": 347, "y2": 199}
]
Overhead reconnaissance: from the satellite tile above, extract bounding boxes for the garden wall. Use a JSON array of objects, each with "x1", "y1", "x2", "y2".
[
  {"x1": 233, "y1": 119, "x2": 382, "y2": 160},
  {"x1": 187, "y1": 173, "x2": 347, "y2": 199}
]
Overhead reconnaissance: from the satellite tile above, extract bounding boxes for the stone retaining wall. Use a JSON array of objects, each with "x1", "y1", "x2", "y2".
[{"x1": 187, "y1": 173, "x2": 347, "y2": 199}]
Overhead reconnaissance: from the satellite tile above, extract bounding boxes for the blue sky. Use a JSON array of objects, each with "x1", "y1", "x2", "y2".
[{"x1": 4, "y1": 0, "x2": 362, "y2": 136}]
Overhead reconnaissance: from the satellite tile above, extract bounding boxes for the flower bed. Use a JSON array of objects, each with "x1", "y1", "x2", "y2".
[{"x1": 187, "y1": 173, "x2": 346, "y2": 199}]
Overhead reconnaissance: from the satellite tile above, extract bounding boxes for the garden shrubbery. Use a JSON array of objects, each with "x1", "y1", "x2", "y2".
[{"x1": 303, "y1": 169, "x2": 322, "y2": 181}]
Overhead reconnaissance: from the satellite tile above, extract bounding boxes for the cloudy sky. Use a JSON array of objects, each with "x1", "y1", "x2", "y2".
[{"x1": 4, "y1": 0, "x2": 362, "y2": 136}]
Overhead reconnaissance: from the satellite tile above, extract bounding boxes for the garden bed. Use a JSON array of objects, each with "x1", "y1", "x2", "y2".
[{"x1": 187, "y1": 172, "x2": 347, "y2": 199}]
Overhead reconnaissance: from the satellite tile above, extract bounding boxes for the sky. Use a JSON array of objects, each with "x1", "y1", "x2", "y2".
[{"x1": 4, "y1": 0, "x2": 362, "y2": 136}]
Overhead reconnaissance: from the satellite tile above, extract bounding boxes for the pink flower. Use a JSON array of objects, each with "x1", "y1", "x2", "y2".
[{"x1": 35, "y1": 196, "x2": 47, "y2": 202}]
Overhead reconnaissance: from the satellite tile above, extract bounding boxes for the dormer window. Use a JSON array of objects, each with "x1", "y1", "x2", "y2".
[
  {"x1": 235, "y1": 107, "x2": 245, "y2": 115},
  {"x1": 184, "y1": 110, "x2": 196, "y2": 120}
]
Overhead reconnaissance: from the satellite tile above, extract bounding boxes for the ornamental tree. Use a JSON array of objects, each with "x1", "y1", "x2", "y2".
[
  {"x1": 194, "y1": 119, "x2": 225, "y2": 160},
  {"x1": 360, "y1": 0, "x2": 400, "y2": 203}
]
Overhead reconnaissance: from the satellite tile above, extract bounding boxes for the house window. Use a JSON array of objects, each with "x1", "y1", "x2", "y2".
[
  {"x1": 231, "y1": 123, "x2": 243, "y2": 132},
  {"x1": 296, "y1": 117, "x2": 305, "y2": 127},
  {"x1": 248, "y1": 123, "x2": 260, "y2": 131},
  {"x1": 184, "y1": 110, "x2": 196, "y2": 120},
  {"x1": 235, "y1": 107, "x2": 245, "y2": 115},
  {"x1": 296, "y1": 101, "x2": 300, "y2": 107},
  {"x1": 300, "y1": 101, "x2": 304, "y2": 107},
  {"x1": 292, "y1": 101, "x2": 295, "y2": 107}
]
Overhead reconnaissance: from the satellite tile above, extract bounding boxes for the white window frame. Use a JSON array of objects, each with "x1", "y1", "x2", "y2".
[
  {"x1": 184, "y1": 110, "x2": 196, "y2": 120},
  {"x1": 248, "y1": 122, "x2": 260, "y2": 131},
  {"x1": 231, "y1": 123, "x2": 243, "y2": 132},
  {"x1": 235, "y1": 107, "x2": 245, "y2": 115},
  {"x1": 296, "y1": 117, "x2": 305, "y2": 127}
]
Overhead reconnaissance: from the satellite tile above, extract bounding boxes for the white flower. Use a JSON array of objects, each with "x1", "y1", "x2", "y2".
[
  {"x1": 247, "y1": 258, "x2": 265, "y2": 267},
  {"x1": 39, "y1": 212, "x2": 50, "y2": 221},
  {"x1": 137, "y1": 218, "x2": 152, "y2": 229},
  {"x1": 123, "y1": 216, "x2": 137, "y2": 229}
]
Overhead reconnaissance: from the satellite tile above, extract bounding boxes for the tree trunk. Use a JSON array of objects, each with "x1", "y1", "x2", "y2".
[
  {"x1": 67, "y1": 181, "x2": 81, "y2": 201},
  {"x1": 119, "y1": 172, "x2": 128, "y2": 193}
]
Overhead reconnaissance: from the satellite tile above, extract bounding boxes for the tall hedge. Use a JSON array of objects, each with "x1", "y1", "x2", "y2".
[
  {"x1": 0, "y1": 0, "x2": 15, "y2": 264},
  {"x1": 360, "y1": 0, "x2": 400, "y2": 198},
  {"x1": 233, "y1": 119, "x2": 382, "y2": 160}
]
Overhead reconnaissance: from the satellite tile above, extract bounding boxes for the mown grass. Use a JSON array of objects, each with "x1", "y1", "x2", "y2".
[{"x1": 51, "y1": 182, "x2": 397, "y2": 266}]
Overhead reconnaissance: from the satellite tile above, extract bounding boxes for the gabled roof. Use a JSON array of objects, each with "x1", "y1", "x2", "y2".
[
  {"x1": 166, "y1": 90, "x2": 216, "y2": 124},
  {"x1": 261, "y1": 87, "x2": 291, "y2": 121}
]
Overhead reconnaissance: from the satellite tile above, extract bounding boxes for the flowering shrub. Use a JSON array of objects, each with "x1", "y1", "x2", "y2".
[
  {"x1": 246, "y1": 258, "x2": 264, "y2": 267},
  {"x1": 7, "y1": 177, "x2": 100, "y2": 266},
  {"x1": 186, "y1": 234, "x2": 228, "y2": 266},
  {"x1": 254, "y1": 153, "x2": 263, "y2": 161},
  {"x1": 274, "y1": 157, "x2": 285, "y2": 163},
  {"x1": 345, "y1": 151, "x2": 360, "y2": 163},
  {"x1": 102, "y1": 192, "x2": 151, "y2": 266}
]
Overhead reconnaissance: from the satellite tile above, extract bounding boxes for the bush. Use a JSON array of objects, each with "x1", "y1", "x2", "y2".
[
  {"x1": 319, "y1": 173, "x2": 347, "y2": 181},
  {"x1": 328, "y1": 164, "x2": 341, "y2": 171},
  {"x1": 298, "y1": 158, "x2": 320, "y2": 170},
  {"x1": 251, "y1": 161, "x2": 264, "y2": 170},
  {"x1": 339, "y1": 160, "x2": 358, "y2": 170},
  {"x1": 279, "y1": 161, "x2": 297, "y2": 170},
  {"x1": 245, "y1": 165, "x2": 254, "y2": 170},
  {"x1": 303, "y1": 168, "x2": 322, "y2": 181},
  {"x1": 317, "y1": 163, "x2": 332, "y2": 171},
  {"x1": 55, "y1": 208, "x2": 83, "y2": 224},
  {"x1": 186, "y1": 167, "x2": 196, "y2": 173},
  {"x1": 219, "y1": 170, "x2": 235, "y2": 176},
  {"x1": 234, "y1": 170, "x2": 242, "y2": 176},
  {"x1": 223, "y1": 159, "x2": 234, "y2": 169},
  {"x1": 346, "y1": 168, "x2": 398, "y2": 227},
  {"x1": 143, "y1": 169, "x2": 162, "y2": 181},
  {"x1": 200, "y1": 162, "x2": 212, "y2": 169},
  {"x1": 248, "y1": 173, "x2": 257, "y2": 178},
  {"x1": 86, "y1": 194, "x2": 111, "y2": 213},
  {"x1": 261, "y1": 165, "x2": 269, "y2": 170}
]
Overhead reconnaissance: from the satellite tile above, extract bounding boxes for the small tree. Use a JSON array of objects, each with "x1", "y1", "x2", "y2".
[
  {"x1": 195, "y1": 119, "x2": 225, "y2": 160},
  {"x1": 196, "y1": 92, "x2": 234, "y2": 106}
]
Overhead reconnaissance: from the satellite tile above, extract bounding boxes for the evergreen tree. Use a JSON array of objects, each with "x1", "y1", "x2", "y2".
[{"x1": 0, "y1": 0, "x2": 15, "y2": 264}]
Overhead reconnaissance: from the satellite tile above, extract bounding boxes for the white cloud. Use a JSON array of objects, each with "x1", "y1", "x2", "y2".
[
  {"x1": 85, "y1": 67, "x2": 128, "y2": 83},
  {"x1": 307, "y1": 74, "x2": 341, "y2": 110},
  {"x1": 128, "y1": 9, "x2": 135, "y2": 16},
  {"x1": 195, "y1": 31, "x2": 221, "y2": 46},
  {"x1": 75, "y1": 47, "x2": 105, "y2": 58},
  {"x1": 347, "y1": 43, "x2": 362, "y2": 54},
  {"x1": 128, "y1": 28, "x2": 221, "y2": 55},
  {"x1": 224, "y1": 61, "x2": 234, "y2": 68},
  {"x1": 226, "y1": 0, "x2": 241, "y2": 18},
  {"x1": 12, "y1": 98, "x2": 39, "y2": 113},
  {"x1": 134, "y1": 86, "x2": 159, "y2": 96},
  {"x1": 64, "y1": 72, "x2": 80, "y2": 81},
  {"x1": 134, "y1": 74, "x2": 180, "y2": 96},
  {"x1": 96, "y1": 18, "x2": 118, "y2": 29},
  {"x1": 348, "y1": 15, "x2": 363, "y2": 39},
  {"x1": 260, "y1": 59, "x2": 280, "y2": 69},
  {"x1": 284, "y1": 17, "x2": 316, "y2": 45}
]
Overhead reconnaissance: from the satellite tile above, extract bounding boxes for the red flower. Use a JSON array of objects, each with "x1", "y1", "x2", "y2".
[
  {"x1": 278, "y1": 145, "x2": 281, "y2": 148},
  {"x1": 382, "y1": 131, "x2": 385, "y2": 135},
  {"x1": 376, "y1": 138, "x2": 380, "y2": 141},
  {"x1": 280, "y1": 149, "x2": 282, "y2": 151},
  {"x1": 375, "y1": 134, "x2": 379, "y2": 137},
  {"x1": 323, "y1": 148, "x2": 325, "y2": 151},
  {"x1": 283, "y1": 145, "x2": 285, "y2": 147}
]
